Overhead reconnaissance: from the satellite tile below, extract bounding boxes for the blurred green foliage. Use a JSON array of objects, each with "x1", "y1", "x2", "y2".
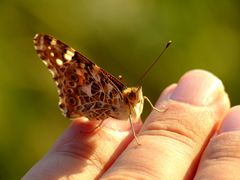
[{"x1": 0, "y1": 0, "x2": 239, "y2": 179}]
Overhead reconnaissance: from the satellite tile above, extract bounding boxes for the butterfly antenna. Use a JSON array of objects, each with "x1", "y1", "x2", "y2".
[{"x1": 136, "y1": 40, "x2": 172, "y2": 88}]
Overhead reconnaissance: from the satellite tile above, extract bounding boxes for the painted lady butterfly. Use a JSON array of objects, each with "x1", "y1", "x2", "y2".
[{"x1": 33, "y1": 33, "x2": 171, "y2": 144}]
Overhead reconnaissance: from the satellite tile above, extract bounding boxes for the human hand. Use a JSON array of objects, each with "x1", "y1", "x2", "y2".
[{"x1": 23, "y1": 70, "x2": 240, "y2": 179}]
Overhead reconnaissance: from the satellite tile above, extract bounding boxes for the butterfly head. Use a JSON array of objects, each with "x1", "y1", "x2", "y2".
[{"x1": 123, "y1": 87, "x2": 144, "y2": 119}]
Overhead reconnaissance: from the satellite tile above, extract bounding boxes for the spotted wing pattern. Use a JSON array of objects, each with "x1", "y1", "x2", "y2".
[{"x1": 34, "y1": 34, "x2": 129, "y2": 120}]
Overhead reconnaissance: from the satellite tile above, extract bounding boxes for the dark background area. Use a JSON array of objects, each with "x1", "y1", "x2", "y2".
[{"x1": 0, "y1": 1, "x2": 239, "y2": 179}]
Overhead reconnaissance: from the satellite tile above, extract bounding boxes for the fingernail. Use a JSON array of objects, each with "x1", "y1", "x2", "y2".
[
  {"x1": 157, "y1": 84, "x2": 177, "y2": 105},
  {"x1": 219, "y1": 106, "x2": 240, "y2": 133},
  {"x1": 170, "y1": 70, "x2": 224, "y2": 106}
]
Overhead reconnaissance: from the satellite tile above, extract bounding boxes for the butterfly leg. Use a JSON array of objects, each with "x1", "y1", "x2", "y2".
[
  {"x1": 129, "y1": 114, "x2": 140, "y2": 145},
  {"x1": 143, "y1": 96, "x2": 166, "y2": 113}
]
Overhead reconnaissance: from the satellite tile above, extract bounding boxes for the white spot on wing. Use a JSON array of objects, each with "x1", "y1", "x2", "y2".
[
  {"x1": 56, "y1": 58, "x2": 63, "y2": 66},
  {"x1": 67, "y1": 49, "x2": 75, "y2": 56},
  {"x1": 64, "y1": 53, "x2": 72, "y2": 61},
  {"x1": 93, "y1": 65, "x2": 100, "y2": 71},
  {"x1": 42, "y1": 60, "x2": 48, "y2": 66},
  {"x1": 34, "y1": 43, "x2": 44, "y2": 51},
  {"x1": 64, "y1": 49, "x2": 75, "y2": 61},
  {"x1": 34, "y1": 34, "x2": 39, "y2": 41},
  {"x1": 51, "y1": 39, "x2": 57, "y2": 45},
  {"x1": 49, "y1": 69, "x2": 55, "y2": 77},
  {"x1": 57, "y1": 89, "x2": 61, "y2": 94}
]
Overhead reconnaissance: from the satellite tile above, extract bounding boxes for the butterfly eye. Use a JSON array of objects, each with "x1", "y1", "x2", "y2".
[{"x1": 129, "y1": 91, "x2": 136, "y2": 100}]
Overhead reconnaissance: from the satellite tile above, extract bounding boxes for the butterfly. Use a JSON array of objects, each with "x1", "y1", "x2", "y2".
[
  {"x1": 33, "y1": 34, "x2": 170, "y2": 144},
  {"x1": 34, "y1": 33, "x2": 147, "y2": 143}
]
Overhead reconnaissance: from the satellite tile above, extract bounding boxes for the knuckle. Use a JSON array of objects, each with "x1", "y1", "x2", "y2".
[{"x1": 141, "y1": 100, "x2": 217, "y2": 149}]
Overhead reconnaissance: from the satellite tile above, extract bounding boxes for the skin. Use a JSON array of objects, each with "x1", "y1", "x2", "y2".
[{"x1": 23, "y1": 69, "x2": 240, "y2": 180}]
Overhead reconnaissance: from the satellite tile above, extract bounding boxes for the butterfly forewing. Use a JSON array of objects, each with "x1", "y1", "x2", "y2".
[{"x1": 34, "y1": 34, "x2": 130, "y2": 120}]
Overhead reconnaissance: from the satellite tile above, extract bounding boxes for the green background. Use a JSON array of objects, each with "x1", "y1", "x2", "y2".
[{"x1": 0, "y1": 0, "x2": 239, "y2": 179}]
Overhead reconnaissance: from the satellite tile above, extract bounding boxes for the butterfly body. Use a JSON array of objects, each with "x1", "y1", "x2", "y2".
[{"x1": 34, "y1": 34, "x2": 144, "y2": 122}]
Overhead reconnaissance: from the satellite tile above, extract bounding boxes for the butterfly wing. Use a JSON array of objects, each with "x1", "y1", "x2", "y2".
[{"x1": 34, "y1": 34, "x2": 129, "y2": 120}]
